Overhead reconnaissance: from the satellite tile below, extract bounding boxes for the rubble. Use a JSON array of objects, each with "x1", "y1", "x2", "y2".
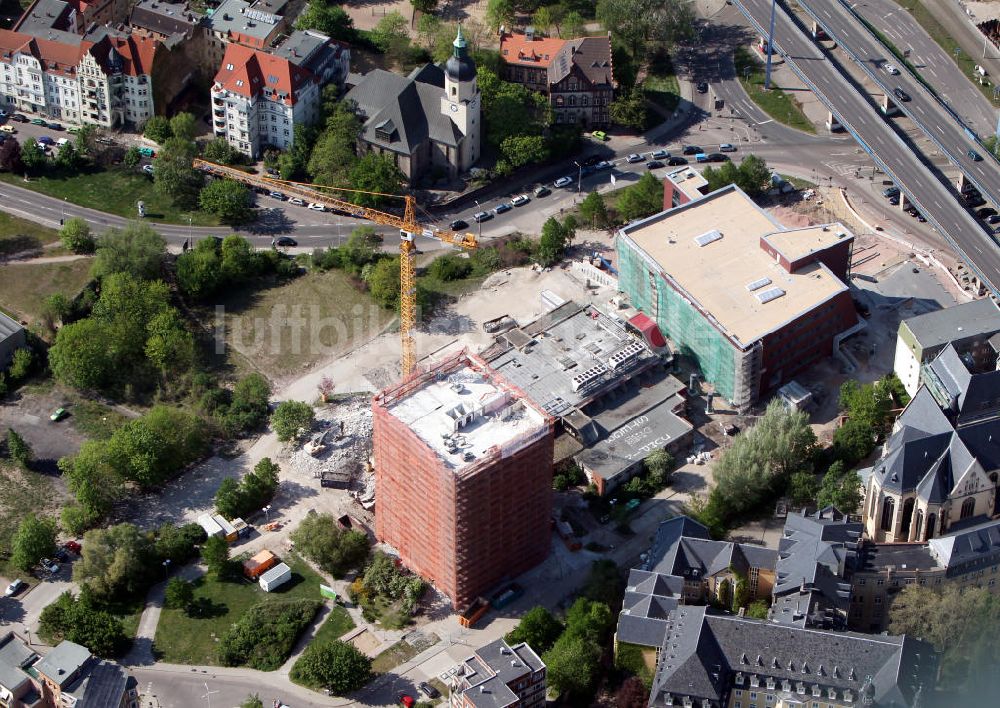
[{"x1": 284, "y1": 395, "x2": 373, "y2": 490}]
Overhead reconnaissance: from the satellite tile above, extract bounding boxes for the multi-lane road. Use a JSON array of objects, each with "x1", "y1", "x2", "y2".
[{"x1": 733, "y1": 0, "x2": 1000, "y2": 294}]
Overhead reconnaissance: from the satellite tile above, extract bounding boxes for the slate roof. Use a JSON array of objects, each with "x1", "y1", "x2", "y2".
[
  {"x1": 645, "y1": 516, "x2": 777, "y2": 579},
  {"x1": 902, "y1": 297, "x2": 1000, "y2": 351},
  {"x1": 129, "y1": 0, "x2": 200, "y2": 38},
  {"x1": 344, "y1": 67, "x2": 460, "y2": 155},
  {"x1": 64, "y1": 659, "x2": 130, "y2": 705},
  {"x1": 928, "y1": 516, "x2": 1000, "y2": 569},
  {"x1": 649, "y1": 606, "x2": 935, "y2": 707},
  {"x1": 272, "y1": 29, "x2": 345, "y2": 77},
  {"x1": 616, "y1": 568, "x2": 683, "y2": 648},
  {"x1": 925, "y1": 343, "x2": 1000, "y2": 420},
  {"x1": 452, "y1": 639, "x2": 544, "y2": 708},
  {"x1": 0, "y1": 311, "x2": 23, "y2": 343},
  {"x1": 34, "y1": 641, "x2": 90, "y2": 688}
]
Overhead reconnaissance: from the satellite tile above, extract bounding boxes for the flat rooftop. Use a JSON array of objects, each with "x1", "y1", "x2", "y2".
[
  {"x1": 858, "y1": 543, "x2": 939, "y2": 573},
  {"x1": 207, "y1": 0, "x2": 282, "y2": 41},
  {"x1": 902, "y1": 297, "x2": 1000, "y2": 349},
  {"x1": 385, "y1": 358, "x2": 549, "y2": 470},
  {"x1": 619, "y1": 185, "x2": 850, "y2": 346},
  {"x1": 763, "y1": 224, "x2": 852, "y2": 264},
  {"x1": 485, "y1": 301, "x2": 659, "y2": 418},
  {"x1": 665, "y1": 166, "x2": 708, "y2": 200}
]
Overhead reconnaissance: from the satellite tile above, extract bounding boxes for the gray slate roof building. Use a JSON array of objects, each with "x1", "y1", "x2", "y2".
[
  {"x1": 649, "y1": 606, "x2": 936, "y2": 708},
  {"x1": 0, "y1": 632, "x2": 37, "y2": 697},
  {"x1": 902, "y1": 298, "x2": 1000, "y2": 352},
  {"x1": 0, "y1": 310, "x2": 26, "y2": 370},
  {"x1": 923, "y1": 341, "x2": 1000, "y2": 424},
  {"x1": 33, "y1": 640, "x2": 90, "y2": 689},
  {"x1": 64, "y1": 659, "x2": 133, "y2": 706},
  {"x1": 129, "y1": 0, "x2": 201, "y2": 40},
  {"x1": 273, "y1": 29, "x2": 348, "y2": 86},
  {"x1": 448, "y1": 638, "x2": 546, "y2": 708},
  {"x1": 616, "y1": 568, "x2": 682, "y2": 648},
  {"x1": 928, "y1": 515, "x2": 1000, "y2": 576}
]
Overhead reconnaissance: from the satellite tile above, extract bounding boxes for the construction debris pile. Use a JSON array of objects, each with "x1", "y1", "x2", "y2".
[{"x1": 287, "y1": 395, "x2": 373, "y2": 486}]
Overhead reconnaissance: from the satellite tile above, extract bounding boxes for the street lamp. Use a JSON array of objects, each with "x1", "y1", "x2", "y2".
[
  {"x1": 262, "y1": 504, "x2": 272, "y2": 522},
  {"x1": 162, "y1": 559, "x2": 171, "y2": 578},
  {"x1": 60, "y1": 197, "x2": 66, "y2": 226},
  {"x1": 474, "y1": 199, "x2": 482, "y2": 239},
  {"x1": 574, "y1": 161, "x2": 583, "y2": 193}
]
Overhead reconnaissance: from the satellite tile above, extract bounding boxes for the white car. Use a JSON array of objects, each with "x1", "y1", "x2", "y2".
[
  {"x1": 288, "y1": 197, "x2": 306, "y2": 206},
  {"x1": 142, "y1": 164, "x2": 154, "y2": 175},
  {"x1": 626, "y1": 153, "x2": 644, "y2": 163},
  {"x1": 883, "y1": 63, "x2": 900, "y2": 75},
  {"x1": 4, "y1": 579, "x2": 26, "y2": 597},
  {"x1": 553, "y1": 176, "x2": 573, "y2": 188},
  {"x1": 307, "y1": 202, "x2": 326, "y2": 212},
  {"x1": 510, "y1": 194, "x2": 530, "y2": 207},
  {"x1": 56, "y1": 137, "x2": 70, "y2": 146}
]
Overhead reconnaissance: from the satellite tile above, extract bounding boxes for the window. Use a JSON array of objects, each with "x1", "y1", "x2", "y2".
[
  {"x1": 858, "y1": 578, "x2": 867, "y2": 586},
  {"x1": 880, "y1": 496, "x2": 895, "y2": 532},
  {"x1": 877, "y1": 578, "x2": 884, "y2": 586},
  {"x1": 961, "y1": 497, "x2": 976, "y2": 520},
  {"x1": 226, "y1": 63, "x2": 234, "y2": 70},
  {"x1": 750, "y1": 692, "x2": 757, "y2": 700}
]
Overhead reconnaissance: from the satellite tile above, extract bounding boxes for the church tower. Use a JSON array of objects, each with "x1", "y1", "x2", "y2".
[{"x1": 441, "y1": 26, "x2": 480, "y2": 171}]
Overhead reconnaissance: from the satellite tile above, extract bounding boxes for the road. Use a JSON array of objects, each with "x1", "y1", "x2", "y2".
[
  {"x1": 733, "y1": 0, "x2": 1000, "y2": 294},
  {"x1": 795, "y1": 0, "x2": 1000, "y2": 209}
]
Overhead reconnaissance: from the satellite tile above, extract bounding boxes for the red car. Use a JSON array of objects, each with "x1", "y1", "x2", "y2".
[
  {"x1": 63, "y1": 540, "x2": 82, "y2": 554},
  {"x1": 398, "y1": 694, "x2": 415, "y2": 708}
]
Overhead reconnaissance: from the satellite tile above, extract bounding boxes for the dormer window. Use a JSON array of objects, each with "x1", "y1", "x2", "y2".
[
  {"x1": 235, "y1": 80, "x2": 244, "y2": 87},
  {"x1": 226, "y1": 63, "x2": 234, "y2": 70},
  {"x1": 268, "y1": 75, "x2": 278, "y2": 84}
]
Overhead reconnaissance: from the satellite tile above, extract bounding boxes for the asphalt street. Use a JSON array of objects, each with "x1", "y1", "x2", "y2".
[
  {"x1": 795, "y1": 0, "x2": 1000, "y2": 209},
  {"x1": 733, "y1": 0, "x2": 1000, "y2": 293}
]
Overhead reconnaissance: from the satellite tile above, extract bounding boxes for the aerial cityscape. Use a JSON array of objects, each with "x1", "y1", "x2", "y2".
[{"x1": 1, "y1": 0, "x2": 1000, "y2": 706}]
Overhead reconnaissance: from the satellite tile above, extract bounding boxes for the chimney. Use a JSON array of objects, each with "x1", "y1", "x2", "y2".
[{"x1": 525, "y1": 26, "x2": 534, "y2": 42}]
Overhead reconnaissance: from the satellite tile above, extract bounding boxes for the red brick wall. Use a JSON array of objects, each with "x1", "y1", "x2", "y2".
[{"x1": 663, "y1": 178, "x2": 692, "y2": 211}]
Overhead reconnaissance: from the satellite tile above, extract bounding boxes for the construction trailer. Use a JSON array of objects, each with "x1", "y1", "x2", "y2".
[
  {"x1": 259, "y1": 562, "x2": 292, "y2": 592},
  {"x1": 243, "y1": 550, "x2": 278, "y2": 580},
  {"x1": 213, "y1": 514, "x2": 238, "y2": 543},
  {"x1": 197, "y1": 514, "x2": 224, "y2": 539}
]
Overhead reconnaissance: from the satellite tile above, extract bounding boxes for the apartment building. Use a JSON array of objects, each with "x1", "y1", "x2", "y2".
[
  {"x1": 447, "y1": 639, "x2": 546, "y2": 708},
  {"x1": 210, "y1": 30, "x2": 347, "y2": 157},
  {"x1": 0, "y1": 27, "x2": 158, "y2": 128},
  {"x1": 204, "y1": 0, "x2": 288, "y2": 71}
]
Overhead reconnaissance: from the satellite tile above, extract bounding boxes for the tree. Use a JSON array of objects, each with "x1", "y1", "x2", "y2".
[
  {"x1": 271, "y1": 400, "x2": 314, "y2": 442},
  {"x1": 214, "y1": 477, "x2": 244, "y2": 520},
  {"x1": 59, "y1": 441, "x2": 123, "y2": 531},
  {"x1": 221, "y1": 234, "x2": 260, "y2": 282},
  {"x1": 817, "y1": 460, "x2": 863, "y2": 512},
  {"x1": 123, "y1": 145, "x2": 141, "y2": 168},
  {"x1": 8, "y1": 348, "x2": 32, "y2": 381},
  {"x1": 54, "y1": 142, "x2": 82, "y2": 171},
  {"x1": 485, "y1": 0, "x2": 515, "y2": 31},
  {"x1": 6, "y1": 428, "x2": 32, "y2": 468},
  {"x1": 106, "y1": 407, "x2": 207, "y2": 488},
  {"x1": 532, "y1": 6, "x2": 554, "y2": 34},
  {"x1": 49, "y1": 319, "x2": 116, "y2": 390},
  {"x1": 788, "y1": 471, "x2": 820, "y2": 507},
  {"x1": 153, "y1": 137, "x2": 202, "y2": 208},
  {"x1": 348, "y1": 152, "x2": 404, "y2": 207},
  {"x1": 0, "y1": 137, "x2": 22, "y2": 172},
  {"x1": 703, "y1": 155, "x2": 773, "y2": 197},
  {"x1": 290, "y1": 639, "x2": 373, "y2": 694},
  {"x1": 538, "y1": 217, "x2": 570, "y2": 267},
  {"x1": 241, "y1": 695, "x2": 265, "y2": 708},
  {"x1": 616, "y1": 172, "x2": 664, "y2": 222},
  {"x1": 746, "y1": 599, "x2": 770, "y2": 619},
  {"x1": 20, "y1": 138, "x2": 47, "y2": 173},
  {"x1": 226, "y1": 373, "x2": 272, "y2": 433},
  {"x1": 615, "y1": 676, "x2": 648, "y2": 708},
  {"x1": 499, "y1": 134, "x2": 550, "y2": 170},
  {"x1": 644, "y1": 449, "x2": 674, "y2": 488},
  {"x1": 60, "y1": 217, "x2": 95, "y2": 253},
  {"x1": 165, "y1": 577, "x2": 195, "y2": 611},
  {"x1": 295, "y1": 1, "x2": 355, "y2": 43},
  {"x1": 41, "y1": 293, "x2": 72, "y2": 329},
  {"x1": 176, "y1": 238, "x2": 223, "y2": 299},
  {"x1": 505, "y1": 606, "x2": 564, "y2": 654},
  {"x1": 365, "y1": 256, "x2": 401, "y2": 310},
  {"x1": 292, "y1": 513, "x2": 369, "y2": 577},
  {"x1": 411, "y1": 0, "x2": 437, "y2": 12},
  {"x1": 74, "y1": 523, "x2": 155, "y2": 599},
  {"x1": 201, "y1": 535, "x2": 230, "y2": 578},
  {"x1": 596, "y1": 0, "x2": 695, "y2": 57},
  {"x1": 92, "y1": 221, "x2": 166, "y2": 280},
  {"x1": 202, "y1": 137, "x2": 240, "y2": 165},
  {"x1": 199, "y1": 179, "x2": 254, "y2": 224},
  {"x1": 544, "y1": 633, "x2": 601, "y2": 698},
  {"x1": 477, "y1": 66, "x2": 551, "y2": 148},
  {"x1": 143, "y1": 115, "x2": 172, "y2": 143},
  {"x1": 371, "y1": 11, "x2": 409, "y2": 59},
  {"x1": 39, "y1": 593, "x2": 128, "y2": 658},
  {"x1": 580, "y1": 191, "x2": 609, "y2": 228},
  {"x1": 169, "y1": 112, "x2": 197, "y2": 142},
  {"x1": 73, "y1": 124, "x2": 96, "y2": 157},
  {"x1": 11, "y1": 513, "x2": 56, "y2": 571},
  {"x1": 144, "y1": 308, "x2": 195, "y2": 377},
  {"x1": 562, "y1": 11, "x2": 585, "y2": 39},
  {"x1": 154, "y1": 523, "x2": 206, "y2": 565},
  {"x1": 609, "y1": 88, "x2": 648, "y2": 130}
]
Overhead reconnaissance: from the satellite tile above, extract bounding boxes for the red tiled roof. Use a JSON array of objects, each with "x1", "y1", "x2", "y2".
[
  {"x1": 499, "y1": 32, "x2": 565, "y2": 68},
  {"x1": 213, "y1": 42, "x2": 313, "y2": 105},
  {"x1": 96, "y1": 32, "x2": 160, "y2": 76},
  {"x1": 0, "y1": 29, "x2": 81, "y2": 77}
]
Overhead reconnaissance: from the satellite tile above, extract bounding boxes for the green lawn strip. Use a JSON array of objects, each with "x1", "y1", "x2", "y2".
[
  {"x1": 0, "y1": 211, "x2": 61, "y2": 257},
  {"x1": 778, "y1": 174, "x2": 818, "y2": 190},
  {"x1": 733, "y1": 47, "x2": 816, "y2": 133},
  {"x1": 644, "y1": 72, "x2": 681, "y2": 112},
  {"x1": 153, "y1": 554, "x2": 325, "y2": 666},
  {"x1": 68, "y1": 400, "x2": 130, "y2": 440},
  {"x1": 0, "y1": 168, "x2": 220, "y2": 226},
  {"x1": 0, "y1": 461, "x2": 58, "y2": 576},
  {"x1": 306, "y1": 605, "x2": 355, "y2": 645},
  {"x1": 894, "y1": 0, "x2": 998, "y2": 105},
  {"x1": 0, "y1": 259, "x2": 93, "y2": 325}
]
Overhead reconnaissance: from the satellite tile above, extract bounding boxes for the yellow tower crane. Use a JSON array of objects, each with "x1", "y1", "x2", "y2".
[{"x1": 193, "y1": 159, "x2": 477, "y2": 377}]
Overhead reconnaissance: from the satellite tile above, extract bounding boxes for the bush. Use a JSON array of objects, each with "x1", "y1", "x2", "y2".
[
  {"x1": 38, "y1": 592, "x2": 128, "y2": 658},
  {"x1": 427, "y1": 253, "x2": 473, "y2": 281},
  {"x1": 218, "y1": 599, "x2": 321, "y2": 670},
  {"x1": 60, "y1": 217, "x2": 96, "y2": 254},
  {"x1": 11, "y1": 513, "x2": 57, "y2": 571},
  {"x1": 154, "y1": 523, "x2": 206, "y2": 565},
  {"x1": 271, "y1": 401, "x2": 314, "y2": 441},
  {"x1": 290, "y1": 513, "x2": 369, "y2": 578},
  {"x1": 214, "y1": 457, "x2": 281, "y2": 520},
  {"x1": 290, "y1": 639, "x2": 372, "y2": 694}
]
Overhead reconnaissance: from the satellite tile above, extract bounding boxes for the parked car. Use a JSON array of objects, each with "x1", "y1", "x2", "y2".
[
  {"x1": 63, "y1": 540, "x2": 82, "y2": 554},
  {"x1": 510, "y1": 194, "x2": 531, "y2": 207},
  {"x1": 893, "y1": 87, "x2": 910, "y2": 102},
  {"x1": 4, "y1": 579, "x2": 26, "y2": 597},
  {"x1": 696, "y1": 81, "x2": 709, "y2": 93},
  {"x1": 288, "y1": 197, "x2": 306, "y2": 206},
  {"x1": 966, "y1": 194, "x2": 987, "y2": 208},
  {"x1": 30, "y1": 118, "x2": 47, "y2": 125},
  {"x1": 417, "y1": 682, "x2": 440, "y2": 699},
  {"x1": 682, "y1": 145, "x2": 702, "y2": 155},
  {"x1": 594, "y1": 160, "x2": 612, "y2": 170},
  {"x1": 449, "y1": 218, "x2": 468, "y2": 230},
  {"x1": 142, "y1": 164, "x2": 154, "y2": 175},
  {"x1": 626, "y1": 153, "x2": 644, "y2": 163},
  {"x1": 883, "y1": 63, "x2": 900, "y2": 75},
  {"x1": 881, "y1": 186, "x2": 900, "y2": 198},
  {"x1": 0, "y1": 109, "x2": 7, "y2": 118},
  {"x1": 10, "y1": 114, "x2": 28, "y2": 123},
  {"x1": 554, "y1": 176, "x2": 574, "y2": 188},
  {"x1": 978, "y1": 207, "x2": 998, "y2": 219},
  {"x1": 307, "y1": 202, "x2": 326, "y2": 211},
  {"x1": 581, "y1": 155, "x2": 601, "y2": 167},
  {"x1": 666, "y1": 156, "x2": 689, "y2": 166},
  {"x1": 40, "y1": 558, "x2": 59, "y2": 574},
  {"x1": 649, "y1": 149, "x2": 669, "y2": 160},
  {"x1": 916, "y1": 212, "x2": 927, "y2": 222},
  {"x1": 494, "y1": 203, "x2": 512, "y2": 214},
  {"x1": 56, "y1": 137, "x2": 69, "y2": 146},
  {"x1": 645, "y1": 160, "x2": 664, "y2": 170},
  {"x1": 705, "y1": 152, "x2": 729, "y2": 162},
  {"x1": 275, "y1": 236, "x2": 297, "y2": 247},
  {"x1": 888, "y1": 195, "x2": 900, "y2": 206},
  {"x1": 534, "y1": 185, "x2": 551, "y2": 197},
  {"x1": 988, "y1": 214, "x2": 1000, "y2": 225},
  {"x1": 50, "y1": 407, "x2": 68, "y2": 421},
  {"x1": 47, "y1": 122, "x2": 63, "y2": 131},
  {"x1": 95, "y1": 136, "x2": 114, "y2": 145},
  {"x1": 398, "y1": 695, "x2": 415, "y2": 708},
  {"x1": 592, "y1": 130, "x2": 608, "y2": 141},
  {"x1": 473, "y1": 210, "x2": 493, "y2": 222},
  {"x1": 719, "y1": 142, "x2": 737, "y2": 152},
  {"x1": 268, "y1": 191, "x2": 286, "y2": 200},
  {"x1": 0, "y1": 125, "x2": 15, "y2": 133},
  {"x1": 968, "y1": 148, "x2": 983, "y2": 161},
  {"x1": 37, "y1": 136, "x2": 54, "y2": 145}
]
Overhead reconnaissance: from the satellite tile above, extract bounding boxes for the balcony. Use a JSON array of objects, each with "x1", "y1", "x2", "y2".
[{"x1": 214, "y1": 108, "x2": 224, "y2": 118}]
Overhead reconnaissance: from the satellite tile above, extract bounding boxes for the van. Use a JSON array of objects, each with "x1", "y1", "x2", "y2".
[{"x1": 695, "y1": 153, "x2": 709, "y2": 163}]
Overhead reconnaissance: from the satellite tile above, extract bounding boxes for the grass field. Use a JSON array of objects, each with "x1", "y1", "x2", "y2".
[
  {"x1": 0, "y1": 259, "x2": 93, "y2": 324},
  {"x1": 734, "y1": 47, "x2": 816, "y2": 134},
  {"x1": 153, "y1": 554, "x2": 326, "y2": 666},
  {"x1": 0, "y1": 168, "x2": 219, "y2": 226},
  {"x1": 215, "y1": 270, "x2": 395, "y2": 382},
  {"x1": 0, "y1": 461, "x2": 59, "y2": 575},
  {"x1": 69, "y1": 400, "x2": 129, "y2": 440},
  {"x1": 0, "y1": 211, "x2": 61, "y2": 258},
  {"x1": 644, "y1": 53, "x2": 681, "y2": 113}
]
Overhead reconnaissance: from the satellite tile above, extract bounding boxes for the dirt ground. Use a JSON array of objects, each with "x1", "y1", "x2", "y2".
[{"x1": 343, "y1": 0, "x2": 490, "y2": 33}]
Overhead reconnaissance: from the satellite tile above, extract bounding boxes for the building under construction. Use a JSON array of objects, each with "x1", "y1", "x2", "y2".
[
  {"x1": 617, "y1": 184, "x2": 859, "y2": 411},
  {"x1": 372, "y1": 351, "x2": 555, "y2": 608}
]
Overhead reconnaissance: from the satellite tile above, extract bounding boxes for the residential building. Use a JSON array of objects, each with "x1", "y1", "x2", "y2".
[
  {"x1": 129, "y1": 0, "x2": 201, "y2": 43},
  {"x1": 14, "y1": 0, "x2": 129, "y2": 38},
  {"x1": 372, "y1": 350, "x2": 554, "y2": 608},
  {"x1": 893, "y1": 297, "x2": 1000, "y2": 397},
  {"x1": 499, "y1": 28, "x2": 614, "y2": 126},
  {"x1": 851, "y1": 516, "x2": 1000, "y2": 631},
  {"x1": 616, "y1": 184, "x2": 859, "y2": 411},
  {"x1": 204, "y1": 0, "x2": 288, "y2": 70},
  {"x1": 0, "y1": 311, "x2": 26, "y2": 371},
  {"x1": 210, "y1": 29, "x2": 348, "y2": 157},
  {"x1": 769, "y1": 507, "x2": 861, "y2": 630},
  {"x1": 0, "y1": 27, "x2": 158, "y2": 127},
  {"x1": 0, "y1": 632, "x2": 38, "y2": 707},
  {"x1": 447, "y1": 639, "x2": 546, "y2": 708},
  {"x1": 861, "y1": 383, "x2": 1000, "y2": 543},
  {"x1": 615, "y1": 517, "x2": 777, "y2": 667},
  {"x1": 647, "y1": 605, "x2": 935, "y2": 708},
  {"x1": 344, "y1": 27, "x2": 479, "y2": 183}
]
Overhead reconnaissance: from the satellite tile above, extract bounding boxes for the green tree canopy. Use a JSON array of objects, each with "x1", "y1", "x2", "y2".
[
  {"x1": 348, "y1": 152, "x2": 405, "y2": 207},
  {"x1": 817, "y1": 460, "x2": 863, "y2": 512},
  {"x1": 199, "y1": 179, "x2": 254, "y2": 225},
  {"x1": 6, "y1": 428, "x2": 32, "y2": 468},
  {"x1": 143, "y1": 116, "x2": 172, "y2": 143},
  {"x1": 290, "y1": 639, "x2": 373, "y2": 694},
  {"x1": 11, "y1": 513, "x2": 57, "y2": 571},
  {"x1": 165, "y1": 577, "x2": 195, "y2": 611},
  {"x1": 60, "y1": 217, "x2": 95, "y2": 253},
  {"x1": 307, "y1": 102, "x2": 361, "y2": 187},
  {"x1": 543, "y1": 633, "x2": 601, "y2": 698},
  {"x1": 505, "y1": 606, "x2": 564, "y2": 654},
  {"x1": 169, "y1": 112, "x2": 197, "y2": 142},
  {"x1": 295, "y1": 1, "x2": 355, "y2": 43},
  {"x1": 596, "y1": 0, "x2": 695, "y2": 57},
  {"x1": 74, "y1": 523, "x2": 155, "y2": 599},
  {"x1": 201, "y1": 535, "x2": 230, "y2": 578},
  {"x1": 202, "y1": 137, "x2": 241, "y2": 165},
  {"x1": 20, "y1": 138, "x2": 47, "y2": 173},
  {"x1": 271, "y1": 401, "x2": 315, "y2": 442},
  {"x1": 580, "y1": 190, "x2": 609, "y2": 228},
  {"x1": 91, "y1": 221, "x2": 166, "y2": 280},
  {"x1": 290, "y1": 513, "x2": 369, "y2": 578},
  {"x1": 616, "y1": 172, "x2": 664, "y2": 222},
  {"x1": 153, "y1": 136, "x2": 202, "y2": 208}
]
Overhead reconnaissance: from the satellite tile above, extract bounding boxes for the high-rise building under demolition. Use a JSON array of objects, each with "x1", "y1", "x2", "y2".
[{"x1": 372, "y1": 351, "x2": 555, "y2": 608}]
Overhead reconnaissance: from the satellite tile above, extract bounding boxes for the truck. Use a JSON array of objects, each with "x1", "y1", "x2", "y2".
[
  {"x1": 259, "y1": 562, "x2": 292, "y2": 592},
  {"x1": 491, "y1": 583, "x2": 524, "y2": 609}
]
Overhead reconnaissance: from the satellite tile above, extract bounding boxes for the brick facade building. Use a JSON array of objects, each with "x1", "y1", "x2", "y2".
[{"x1": 372, "y1": 352, "x2": 555, "y2": 608}]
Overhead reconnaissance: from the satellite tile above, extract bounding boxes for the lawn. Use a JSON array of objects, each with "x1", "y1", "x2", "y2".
[
  {"x1": 153, "y1": 554, "x2": 326, "y2": 667},
  {"x1": 644, "y1": 53, "x2": 680, "y2": 112},
  {"x1": 0, "y1": 211, "x2": 61, "y2": 258},
  {"x1": 68, "y1": 400, "x2": 129, "y2": 440},
  {"x1": 0, "y1": 461, "x2": 59, "y2": 576},
  {"x1": 307, "y1": 604, "x2": 355, "y2": 645},
  {"x1": 0, "y1": 167, "x2": 220, "y2": 226},
  {"x1": 895, "y1": 0, "x2": 1000, "y2": 105},
  {"x1": 213, "y1": 270, "x2": 395, "y2": 382},
  {"x1": 778, "y1": 174, "x2": 819, "y2": 190},
  {"x1": 733, "y1": 47, "x2": 816, "y2": 134},
  {"x1": 0, "y1": 259, "x2": 93, "y2": 325}
]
